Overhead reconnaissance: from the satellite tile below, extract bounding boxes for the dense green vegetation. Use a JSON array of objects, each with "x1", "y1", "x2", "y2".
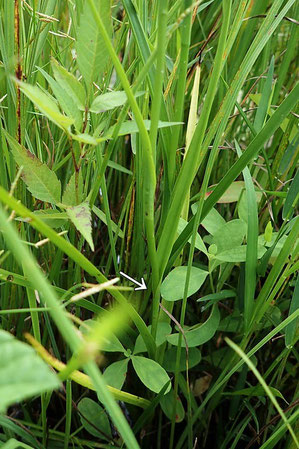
[{"x1": 0, "y1": 0, "x2": 298, "y2": 448}]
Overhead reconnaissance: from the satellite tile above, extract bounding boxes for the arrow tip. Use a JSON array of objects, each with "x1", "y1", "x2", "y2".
[{"x1": 135, "y1": 277, "x2": 147, "y2": 291}]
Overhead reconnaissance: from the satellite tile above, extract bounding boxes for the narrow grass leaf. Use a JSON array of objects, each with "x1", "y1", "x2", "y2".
[
  {"x1": 254, "y1": 55, "x2": 275, "y2": 132},
  {"x1": 282, "y1": 169, "x2": 299, "y2": 220},
  {"x1": 285, "y1": 275, "x2": 299, "y2": 348},
  {"x1": 236, "y1": 140, "x2": 259, "y2": 330},
  {"x1": 223, "y1": 385, "x2": 284, "y2": 399}
]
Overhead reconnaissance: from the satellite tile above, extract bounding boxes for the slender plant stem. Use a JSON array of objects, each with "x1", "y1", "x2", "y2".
[{"x1": 86, "y1": 0, "x2": 159, "y2": 302}]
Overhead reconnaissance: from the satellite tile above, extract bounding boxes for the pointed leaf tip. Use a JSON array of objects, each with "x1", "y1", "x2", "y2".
[{"x1": 67, "y1": 202, "x2": 94, "y2": 251}]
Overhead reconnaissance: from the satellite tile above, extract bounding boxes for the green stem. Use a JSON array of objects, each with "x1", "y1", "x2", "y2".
[
  {"x1": 168, "y1": 0, "x2": 193, "y2": 189},
  {"x1": 64, "y1": 380, "x2": 72, "y2": 449},
  {"x1": 157, "y1": 0, "x2": 232, "y2": 280},
  {"x1": 86, "y1": 0, "x2": 159, "y2": 302},
  {"x1": 149, "y1": 0, "x2": 168, "y2": 159},
  {"x1": 88, "y1": 47, "x2": 158, "y2": 208}
]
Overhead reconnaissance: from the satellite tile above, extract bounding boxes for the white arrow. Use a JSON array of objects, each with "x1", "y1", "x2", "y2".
[{"x1": 119, "y1": 271, "x2": 147, "y2": 291}]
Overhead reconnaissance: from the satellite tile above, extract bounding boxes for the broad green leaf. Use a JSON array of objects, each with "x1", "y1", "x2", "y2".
[
  {"x1": 103, "y1": 359, "x2": 129, "y2": 390},
  {"x1": 163, "y1": 347, "x2": 201, "y2": 372},
  {"x1": 160, "y1": 389, "x2": 185, "y2": 423},
  {"x1": 206, "y1": 181, "x2": 245, "y2": 203},
  {"x1": 223, "y1": 386, "x2": 284, "y2": 399},
  {"x1": 131, "y1": 356, "x2": 171, "y2": 394},
  {"x1": 66, "y1": 203, "x2": 94, "y2": 251},
  {"x1": 218, "y1": 313, "x2": 243, "y2": 333},
  {"x1": 134, "y1": 323, "x2": 171, "y2": 354},
  {"x1": 105, "y1": 120, "x2": 183, "y2": 138},
  {"x1": 37, "y1": 66, "x2": 82, "y2": 130},
  {"x1": 62, "y1": 171, "x2": 84, "y2": 206},
  {"x1": 90, "y1": 90, "x2": 145, "y2": 113},
  {"x1": 99, "y1": 334, "x2": 126, "y2": 353},
  {"x1": 215, "y1": 245, "x2": 266, "y2": 263},
  {"x1": 161, "y1": 266, "x2": 208, "y2": 302},
  {"x1": 79, "y1": 319, "x2": 125, "y2": 352},
  {"x1": 16, "y1": 80, "x2": 74, "y2": 129},
  {"x1": 77, "y1": 398, "x2": 111, "y2": 440},
  {"x1": 167, "y1": 305, "x2": 220, "y2": 347},
  {"x1": 177, "y1": 218, "x2": 207, "y2": 254},
  {"x1": 192, "y1": 205, "x2": 226, "y2": 235},
  {"x1": 0, "y1": 330, "x2": 60, "y2": 413},
  {"x1": 51, "y1": 58, "x2": 86, "y2": 110},
  {"x1": 76, "y1": 0, "x2": 111, "y2": 91},
  {"x1": 212, "y1": 219, "x2": 247, "y2": 253},
  {"x1": 70, "y1": 132, "x2": 98, "y2": 145},
  {"x1": 4, "y1": 131, "x2": 61, "y2": 204}
]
